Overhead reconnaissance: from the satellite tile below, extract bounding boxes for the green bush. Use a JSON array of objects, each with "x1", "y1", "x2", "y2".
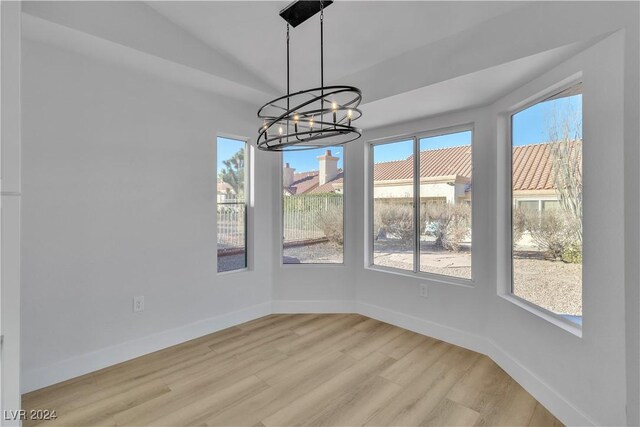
[
  {"x1": 525, "y1": 209, "x2": 580, "y2": 260},
  {"x1": 315, "y1": 204, "x2": 344, "y2": 246},
  {"x1": 374, "y1": 203, "x2": 414, "y2": 242},
  {"x1": 512, "y1": 206, "x2": 527, "y2": 246},
  {"x1": 423, "y1": 203, "x2": 471, "y2": 251},
  {"x1": 562, "y1": 243, "x2": 583, "y2": 263}
]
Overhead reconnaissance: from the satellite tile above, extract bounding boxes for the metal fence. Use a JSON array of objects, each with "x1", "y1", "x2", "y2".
[
  {"x1": 216, "y1": 194, "x2": 344, "y2": 248},
  {"x1": 217, "y1": 201, "x2": 246, "y2": 251},
  {"x1": 283, "y1": 194, "x2": 343, "y2": 243}
]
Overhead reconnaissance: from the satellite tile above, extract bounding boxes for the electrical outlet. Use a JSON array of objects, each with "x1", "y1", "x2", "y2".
[
  {"x1": 419, "y1": 284, "x2": 428, "y2": 298},
  {"x1": 133, "y1": 296, "x2": 145, "y2": 312}
]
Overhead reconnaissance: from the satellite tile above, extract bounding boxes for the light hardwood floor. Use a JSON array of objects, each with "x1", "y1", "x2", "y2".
[{"x1": 22, "y1": 314, "x2": 563, "y2": 426}]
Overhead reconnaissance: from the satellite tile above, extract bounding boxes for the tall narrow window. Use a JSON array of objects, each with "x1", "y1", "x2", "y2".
[
  {"x1": 419, "y1": 131, "x2": 472, "y2": 279},
  {"x1": 217, "y1": 137, "x2": 247, "y2": 273},
  {"x1": 282, "y1": 147, "x2": 344, "y2": 264},
  {"x1": 371, "y1": 140, "x2": 415, "y2": 271},
  {"x1": 511, "y1": 83, "x2": 583, "y2": 325}
]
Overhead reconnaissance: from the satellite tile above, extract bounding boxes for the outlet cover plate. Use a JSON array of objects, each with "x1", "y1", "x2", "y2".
[
  {"x1": 419, "y1": 284, "x2": 428, "y2": 298},
  {"x1": 133, "y1": 296, "x2": 145, "y2": 312}
]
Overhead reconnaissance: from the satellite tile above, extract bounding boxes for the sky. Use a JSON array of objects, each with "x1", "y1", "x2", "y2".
[
  {"x1": 217, "y1": 137, "x2": 245, "y2": 172},
  {"x1": 512, "y1": 93, "x2": 582, "y2": 146},
  {"x1": 218, "y1": 94, "x2": 581, "y2": 173},
  {"x1": 283, "y1": 146, "x2": 344, "y2": 172}
]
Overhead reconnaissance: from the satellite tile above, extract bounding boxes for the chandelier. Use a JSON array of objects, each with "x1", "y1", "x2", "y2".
[{"x1": 257, "y1": 0, "x2": 362, "y2": 151}]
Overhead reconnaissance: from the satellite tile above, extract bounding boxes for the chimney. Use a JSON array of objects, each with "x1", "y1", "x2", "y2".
[
  {"x1": 318, "y1": 149, "x2": 339, "y2": 185},
  {"x1": 283, "y1": 162, "x2": 296, "y2": 187}
]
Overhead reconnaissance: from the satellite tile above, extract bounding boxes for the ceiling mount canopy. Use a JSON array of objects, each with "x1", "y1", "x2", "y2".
[{"x1": 257, "y1": 0, "x2": 362, "y2": 152}]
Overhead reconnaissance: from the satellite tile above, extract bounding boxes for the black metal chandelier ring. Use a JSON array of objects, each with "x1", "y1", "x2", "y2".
[
  {"x1": 257, "y1": 85, "x2": 362, "y2": 151},
  {"x1": 257, "y1": 85, "x2": 362, "y2": 119}
]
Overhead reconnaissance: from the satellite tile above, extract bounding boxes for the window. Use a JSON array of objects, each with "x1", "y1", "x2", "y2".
[
  {"x1": 419, "y1": 131, "x2": 472, "y2": 279},
  {"x1": 370, "y1": 129, "x2": 473, "y2": 281},
  {"x1": 511, "y1": 83, "x2": 583, "y2": 325},
  {"x1": 372, "y1": 139, "x2": 415, "y2": 271},
  {"x1": 217, "y1": 137, "x2": 247, "y2": 273},
  {"x1": 282, "y1": 147, "x2": 344, "y2": 264},
  {"x1": 518, "y1": 200, "x2": 539, "y2": 212}
]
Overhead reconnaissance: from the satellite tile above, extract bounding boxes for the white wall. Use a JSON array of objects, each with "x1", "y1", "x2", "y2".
[
  {"x1": 16, "y1": 2, "x2": 639, "y2": 426},
  {"x1": 20, "y1": 39, "x2": 276, "y2": 392},
  {"x1": 1, "y1": 2, "x2": 23, "y2": 424},
  {"x1": 352, "y1": 27, "x2": 636, "y2": 427}
]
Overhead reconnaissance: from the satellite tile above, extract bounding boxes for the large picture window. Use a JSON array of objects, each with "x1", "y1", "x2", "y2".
[
  {"x1": 370, "y1": 129, "x2": 473, "y2": 281},
  {"x1": 217, "y1": 137, "x2": 247, "y2": 273},
  {"x1": 419, "y1": 131, "x2": 472, "y2": 279},
  {"x1": 282, "y1": 147, "x2": 344, "y2": 264},
  {"x1": 372, "y1": 140, "x2": 415, "y2": 271},
  {"x1": 510, "y1": 83, "x2": 583, "y2": 325}
]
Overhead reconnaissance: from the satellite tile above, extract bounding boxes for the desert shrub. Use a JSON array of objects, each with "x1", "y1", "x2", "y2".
[
  {"x1": 424, "y1": 203, "x2": 471, "y2": 251},
  {"x1": 512, "y1": 207, "x2": 527, "y2": 246},
  {"x1": 525, "y1": 209, "x2": 580, "y2": 260},
  {"x1": 561, "y1": 243, "x2": 583, "y2": 264},
  {"x1": 315, "y1": 204, "x2": 344, "y2": 246},
  {"x1": 374, "y1": 203, "x2": 414, "y2": 242}
]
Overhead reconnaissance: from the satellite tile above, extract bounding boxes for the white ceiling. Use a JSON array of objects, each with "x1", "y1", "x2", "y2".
[
  {"x1": 22, "y1": 1, "x2": 598, "y2": 129},
  {"x1": 146, "y1": 1, "x2": 525, "y2": 92}
]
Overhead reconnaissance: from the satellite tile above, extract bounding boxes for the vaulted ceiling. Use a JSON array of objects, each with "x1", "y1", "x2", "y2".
[
  {"x1": 146, "y1": 1, "x2": 524, "y2": 94},
  {"x1": 21, "y1": 1, "x2": 605, "y2": 129}
]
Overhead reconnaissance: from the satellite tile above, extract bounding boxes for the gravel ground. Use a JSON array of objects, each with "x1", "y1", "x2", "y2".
[
  {"x1": 218, "y1": 253, "x2": 246, "y2": 272},
  {"x1": 512, "y1": 256, "x2": 582, "y2": 316},
  {"x1": 283, "y1": 242, "x2": 343, "y2": 264},
  {"x1": 220, "y1": 240, "x2": 582, "y2": 317},
  {"x1": 373, "y1": 239, "x2": 581, "y2": 316}
]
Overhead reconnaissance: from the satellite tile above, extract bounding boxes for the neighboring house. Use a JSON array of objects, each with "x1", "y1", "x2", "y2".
[
  {"x1": 284, "y1": 142, "x2": 581, "y2": 213},
  {"x1": 217, "y1": 180, "x2": 236, "y2": 203},
  {"x1": 283, "y1": 150, "x2": 344, "y2": 195}
]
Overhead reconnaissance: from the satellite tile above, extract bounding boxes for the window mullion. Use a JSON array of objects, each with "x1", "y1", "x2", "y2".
[{"x1": 413, "y1": 136, "x2": 420, "y2": 273}]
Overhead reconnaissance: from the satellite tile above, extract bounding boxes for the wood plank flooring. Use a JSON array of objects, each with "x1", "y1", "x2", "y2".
[{"x1": 22, "y1": 314, "x2": 563, "y2": 426}]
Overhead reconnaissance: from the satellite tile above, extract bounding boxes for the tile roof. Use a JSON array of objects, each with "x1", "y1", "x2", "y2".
[
  {"x1": 512, "y1": 142, "x2": 581, "y2": 191},
  {"x1": 217, "y1": 180, "x2": 234, "y2": 193},
  {"x1": 286, "y1": 171, "x2": 320, "y2": 195},
  {"x1": 285, "y1": 141, "x2": 581, "y2": 194},
  {"x1": 373, "y1": 141, "x2": 580, "y2": 191},
  {"x1": 309, "y1": 172, "x2": 344, "y2": 194}
]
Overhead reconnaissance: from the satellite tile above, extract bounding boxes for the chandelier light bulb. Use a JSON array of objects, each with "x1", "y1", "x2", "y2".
[{"x1": 332, "y1": 102, "x2": 337, "y2": 125}]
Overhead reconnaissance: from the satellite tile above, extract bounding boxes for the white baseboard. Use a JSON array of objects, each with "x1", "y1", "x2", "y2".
[
  {"x1": 355, "y1": 301, "x2": 595, "y2": 426},
  {"x1": 21, "y1": 302, "x2": 272, "y2": 394},
  {"x1": 486, "y1": 339, "x2": 595, "y2": 426},
  {"x1": 22, "y1": 298, "x2": 595, "y2": 426},
  {"x1": 272, "y1": 299, "x2": 355, "y2": 313},
  {"x1": 355, "y1": 301, "x2": 489, "y2": 355}
]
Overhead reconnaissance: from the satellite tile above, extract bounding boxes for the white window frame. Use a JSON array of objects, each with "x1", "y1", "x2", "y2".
[
  {"x1": 498, "y1": 76, "x2": 583, "y2": 336},
  {"x1": 279, "y1": 146, "x2": 347, "y2": 267},
  {"x1": 365, "y1": 124, "x2": 475, "y2": 288},
  {"x1": 216, "y1": 134, "x2": 251, "y2": 275}
]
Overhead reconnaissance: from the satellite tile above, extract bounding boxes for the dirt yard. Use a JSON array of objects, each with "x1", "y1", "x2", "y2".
[{"x1": 373, "y1": 239, "x2": 582, "y2": 316}]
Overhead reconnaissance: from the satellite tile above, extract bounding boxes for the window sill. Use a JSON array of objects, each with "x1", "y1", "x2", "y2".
[
  {"x1": 499, "y1": 293, "x2": 582, "y2": 338},
  {"x1": 280, "y1": 262, "x2": 345, "y2": 268},
  {"x1": 217, "y1": 267, "x2": 249, "y2": 276},
  {"x1": 364, "y1": 264, "x2": 474, "y2": 289}
]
